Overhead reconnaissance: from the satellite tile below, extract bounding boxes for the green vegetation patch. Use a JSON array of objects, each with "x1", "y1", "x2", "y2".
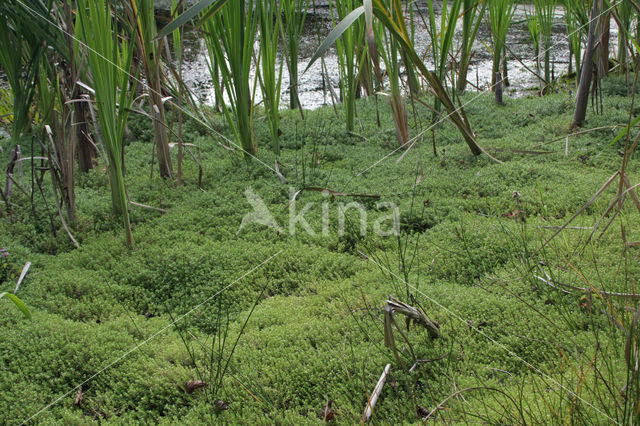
[{"x1": 1, "y1": 80, "x2": 639, "y2": 424}]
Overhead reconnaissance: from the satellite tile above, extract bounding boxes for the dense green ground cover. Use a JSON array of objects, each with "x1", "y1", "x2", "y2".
[{"x1": 1, "y1": 78, "x2": 639, "y2": 424}]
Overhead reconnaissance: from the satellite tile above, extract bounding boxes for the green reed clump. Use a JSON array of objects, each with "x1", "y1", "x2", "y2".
[
  {"x1": 488, "y1": 0, "x2": 515, "y2": 89},
  {"x1": 0, "y1": 0, "x2": 65, "y2": 142},
  {"x1": 457, "y1": 0, "x2": 486, "y2": 93},
  {"x1": 257, "y1": 0, "x2": 284, "y2": 155},
  {"x1": 533, "y1": 0, "x2": 557, "y2": 91},
  {"x1": 376, "y1": 0, "x2": 409, "y2": 147},
  {"x1": 525, "y1": 9, "x2": 541, "y2": 78},
  {"x1": 125, "y1": 0, "x2": 174, "y2": 180},
  {"x1": 612, "y1": 0, "x2": 634, "y2": 71},
  {"x1": 77, "y1": 0, "x2": 137, "y2": 247},
  {"x1": 330, "y1": 0, "x2": 365, "y2": 133},
  {"x1": 563, "y1": 0, "x2": 588, "y2": 79},
  {"x1": 282, "y1": 0, "x2": 309, "y2": 111},
  {"x1": 202, "y1": 1, "x2": 258, "y2": 158},
  {"x1": 424, "y1": 0, "x2": 462, "y2": 108}
]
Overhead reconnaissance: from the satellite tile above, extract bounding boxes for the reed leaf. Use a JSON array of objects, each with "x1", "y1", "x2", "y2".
[
  {"x1": 306, "y1": 6, "x2": 364, "y2": 72},
  {"x1": 0, "y1": 292, "x2": 31, "y2": 319},
  {"x1": 155, "y1": 0, "x2": 229, "y2": 39}
]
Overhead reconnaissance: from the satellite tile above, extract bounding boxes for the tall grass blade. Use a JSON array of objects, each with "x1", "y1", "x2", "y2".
[
  {"x1": 306, "y1": 6, "x2": 365, "y2": 72},
  {"x1": 0, "y1": 292, "x2": 31, "y2": 319},
  {"x1": 533, "y1": 0, "x2": 557, "y2": 91}
]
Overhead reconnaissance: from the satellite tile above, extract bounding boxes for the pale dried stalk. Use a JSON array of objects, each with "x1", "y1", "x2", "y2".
[{"x1": 362, "y1": 363, "x2": 391, "y2": 422}]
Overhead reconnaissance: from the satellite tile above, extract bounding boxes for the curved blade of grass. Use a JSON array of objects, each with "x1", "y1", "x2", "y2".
[
  {"x1": 0, "y1": 292, "x2": 31, "y2": 319},
  {"x1": 155, "y1": 0, "x2": 228, "y2": 39},
  {"x1": 305, "y1": 5, "x2": 364, "y2": 73},
  {"x1": 608, "y1": 114, "x2": 640, "y2": 146}
]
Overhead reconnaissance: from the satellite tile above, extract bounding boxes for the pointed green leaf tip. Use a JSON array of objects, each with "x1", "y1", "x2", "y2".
[
  {"x1": 0, "y1": 292, "x2": 31, "y2": 319},
  {"x1": 305, "y1": 6, "x2": 365, "y2": 73},
  {"x1": 155, "y1": 0, "x2": 229, "y2": 40}
]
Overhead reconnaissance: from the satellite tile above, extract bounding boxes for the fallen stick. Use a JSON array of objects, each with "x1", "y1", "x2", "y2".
[
  {"x1": 386, "y1": 296, "x2": 439, "y2": 338},
  {"x1": 537, "y1": 226, "x2": 592, "y2": 230},
  {"x1": 536, "y1": 275, "x2": 640, "y2": 299},
  {"x1": 362, "y1": 364, "x2": 391, "y2": 423},
  {"x1": 129, "y1": 200, "x2": 167, "y2": 214},
  {"x1": 14, "y1": 262, "x2": 31, "y2": 293},
  {"x1": 486, "y1": 147, "x2": 554, "y2": 155}
]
